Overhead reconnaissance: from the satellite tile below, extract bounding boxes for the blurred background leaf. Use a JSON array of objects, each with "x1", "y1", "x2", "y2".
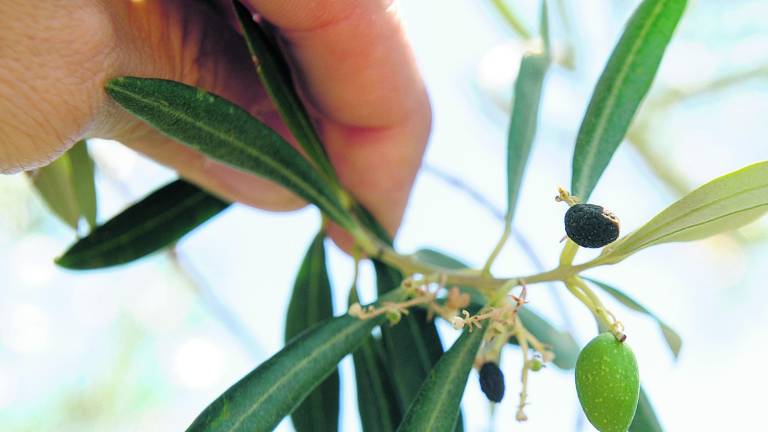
[{"x1": 29, "y1": 140, "x2": 97, "y2": 231}]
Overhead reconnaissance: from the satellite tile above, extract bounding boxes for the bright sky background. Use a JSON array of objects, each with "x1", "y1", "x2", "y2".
[{"x1": 1, "y1": 0, "x2": 768, "y2": 431}]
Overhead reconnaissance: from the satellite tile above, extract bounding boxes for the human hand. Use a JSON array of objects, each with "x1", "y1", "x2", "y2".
[{"x1": 0, "y1": 0, "x2": 430, "y2": 243}]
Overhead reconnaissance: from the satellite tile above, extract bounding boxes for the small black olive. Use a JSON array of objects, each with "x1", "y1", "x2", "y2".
[
  {"x1": 564, "y1": 203, "x2": 620, "y2": 248},
  {"x1": 479, "y1": 362, "x2": 505, "y2": 403}
]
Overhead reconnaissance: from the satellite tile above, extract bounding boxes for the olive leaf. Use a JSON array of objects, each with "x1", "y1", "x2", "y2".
[
  {"x1": 412, "y1": 248, "x2": 579, "y2": 369},
  {"x1": 375, "y1": 261, "x2": 463, "y2": 429},
  {"x1": 351, "y1": 204, "x2": 464, "y2": 430},
  {"x1": 395, "y1": 326, "x2": 488, "y2": 432},
  {"x1": 68, "y1": 140, "x2": 98, "y2": 228},
  {"x1": 105, "y1": 77, "x2": 354, "y2": 230},
  {"x1": 30, "y1": 155, "x2": 80, "y2": 229},
  {"x1": 598, "y1": 160, "x2": 768, "y2": 264},
  {"x1": 30, "y1": 140, "x2": 97, "y2": 229},
  {"x1": 285, "y1": 232, "x2": 339, "y2": 432},
  {"x1": 571, "y1": 0, "x2": 687, "y2": 200},
  {"x1": 349, "y1": 289, "x2": 402, "y2": 431},
  {"x1": 630, "y1": 386, "x2": 664, "y2": 432},
  {"x1": 232, "y1": 1, "x2": 337, "y2": 184},
  {"x1": 352, "y1": 334, "x2": 402, "y2": 432},
  {"x1": 187, "y1": 290, "x2": 405, "y2": 432},
  {"x1": 540, "y1": 0, "x2": 551, "y2": 59},
  {"x1": 584, "y1": 277, "x2": 681, "y2": 358},
  {"x1": 505, "y1": 52, "x2": 549, "y2": 225},
  {"x1": 56, "y1": 180, "x2": 229, "y2": 269}
]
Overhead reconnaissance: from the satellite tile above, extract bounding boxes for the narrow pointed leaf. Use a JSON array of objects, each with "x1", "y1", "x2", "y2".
[
  {"x1": 571, "y1": 0, "x2": 687, "y2": 200},
  {"x1": 352, "y1": 335, "x2": 401, "y2": 432},
  {"x1": 68, "y1": 140, "x2": 98, "y2": 228},
  {"x1": 375, "y1": 262, "x2": 450, "y2": 413},
  {"x1": 540, "y1": 0, "x2": 551, "y2": 59},
  {"x1": 505, "y1": 52, "x2": 549, "y2": 224},
  {"x1": 56, "y1": 180, "x2": 229, "y2": 269},
  {"x1": 285, "y1": 232, "x2": 338, "y2": 432},
  {"x1": 396, "y1": 326, "x2": 488, "y2": 432},
  {"x1": 187, "y1": 291, "x2": 404, "y2": 432},
  {"x1": 232, "y1": 1, "x2": 337, "y2": 184},
  {"x1": 105, "y1": 77, "x2": 353, "y2": 229},
  {"x1": 584, "y1": 277, "x2": 681, "y2": 358},
  {"x1": 351, "y1": 286, "x2": 401, "y2": 432},
  {"x1": 599, "y1": 161, "x2": 768, "y2": 263},
  {"x1": 413, "y1": 248, "x2": 578, "y2": 369},
  {"x1": 630, "y1": 387, "x2": 664, "y2": 432},
  {"x1": 30, "y1": 155, "x2": 81, "y2": 229}
]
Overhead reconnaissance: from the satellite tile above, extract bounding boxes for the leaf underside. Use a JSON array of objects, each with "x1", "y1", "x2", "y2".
[{"x1": 602, "y1": 160, "x2": 768, "y2": 263}]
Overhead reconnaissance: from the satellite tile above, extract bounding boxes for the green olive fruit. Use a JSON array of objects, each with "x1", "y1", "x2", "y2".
[
  {"x1": 529, "y1": 358, "x2": 543, "y2": 372},
  {"x1": 575, "y1": 332, "x2": 639, "y2": 432},
  {"x1": 564, "y1": 203, "x2": 620, "y2": 248}
]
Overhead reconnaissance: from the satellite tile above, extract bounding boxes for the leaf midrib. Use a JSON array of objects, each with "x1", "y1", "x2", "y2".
[
  {"x1": 228, "y1": 318, "x2": 371, "y2": 430},
  {"x1": 420, "y1": 332, "x2": 478, "y2": 429},
  {"x1": 359, "y1": 340, "x2": 396, "y2": 430},
  {"x1": 574, "y1": 0, "x2": 670, "y2": 195},
  {"x1": 617, "y1": 181, "x2": 768, "y2": 253},
  {"x1": 65, "y1": 189, "x2": 216, "y2": 262},
  {"x1": 108, "y1": 82, "x2": 347, "y2": 226}
]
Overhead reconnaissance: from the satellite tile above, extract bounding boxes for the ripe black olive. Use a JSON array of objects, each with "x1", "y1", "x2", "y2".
[
  {"x1": 479, "y1": 362, "x2": 505, "y2": 403},
  {"x1": 564, "y1": 203, "x2": 620, "y2": 248}
]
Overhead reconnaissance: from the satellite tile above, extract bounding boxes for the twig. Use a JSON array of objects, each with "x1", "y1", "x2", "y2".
[
  {"x1": 422, "y1": 163, "x2": 576, "y2": 331},
  {"x1": 167, "y1": 247, "x2": 264, "y2": 359}
]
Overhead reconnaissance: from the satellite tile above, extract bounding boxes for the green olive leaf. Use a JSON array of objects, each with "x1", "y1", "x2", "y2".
[
  {"x1": 30, "y1": 154, "x2": 81, "y2": 229},
  {"x1": 105, "y1": 77, "x2": 354, "y2": 230},
  {"x1": 232, "y1": 1, "x2": 337, "y2": 185},
  {"x1": 56, "y1": 180, "x2": 229, "y2": 269},
  {"x1": 540, "y1": 0, "x2": 551, "y2": 59},
  {"x1": 68, "y1": 140, "x2": 98, "y2": 228},
  {"x1": 352, "y1": 334, "x2": 402, "y2": 432},
  {"x1": 571, "y1": 0, "x2": 687, "y2": 200},
  {"x1": 505, "y1": 52, "x2": 549, "y2": 225},
  {"x1": 349, "y1": 289, "x2": 402, "y2": 431},
  {"x1": 412, "y1": 248, "x2": 578, "y2": 370},
  {"x1": 395, "y1": 326, "x2": 488, "y2": 432},
  {"x1": 187, "y1": 290, "x2": 405, "y2": 432},
  {"x1": 630, "y1": 387, "x2": 664, "y2": 432},
  {"x1": 285, "y1": 232, "x2": 339, "y2": 432},
  {"x1": 352, "y1": 206, "x2": 464, "y2": 430},
  {"x1": 599, "y1": 161, "x2": 768, "y2": 264},
  {"x1": 374, "y1": 261, "x2": 464, "y2": 430},
  {"x1": 29, "y1": 140, "x2": 98, "y2": 230},
  {"x1": 584, "y1": 277, "x2": 681, "y2": 359}
]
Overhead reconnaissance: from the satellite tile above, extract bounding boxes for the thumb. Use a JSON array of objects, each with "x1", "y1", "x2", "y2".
[{"x1": 102, "y1": 0, "x2": 307, "y2": 211}]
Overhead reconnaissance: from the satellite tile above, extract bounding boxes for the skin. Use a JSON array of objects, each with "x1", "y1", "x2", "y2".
[{"x1": 0, "y1": 0, "x2": 431, "y2": 247}]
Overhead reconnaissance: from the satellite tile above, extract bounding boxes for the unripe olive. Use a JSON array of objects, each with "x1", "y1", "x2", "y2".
[
  {"x1": 529, "y1": 358, "x2": 543, "y2": 372},
  {"x1": 564, "y1": 204, "x2": 620, "y2": 248},
  {"x1": 575, "y1": 333, "x2": 640, "y2": 432},
  {"x1": 478, "y1": 362, "x2": 505, "y2": 403}
]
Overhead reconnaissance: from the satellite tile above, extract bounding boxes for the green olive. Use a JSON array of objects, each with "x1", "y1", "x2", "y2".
[{"x1": 575, "y1": 332, "x2": 640, "y2": 432}]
